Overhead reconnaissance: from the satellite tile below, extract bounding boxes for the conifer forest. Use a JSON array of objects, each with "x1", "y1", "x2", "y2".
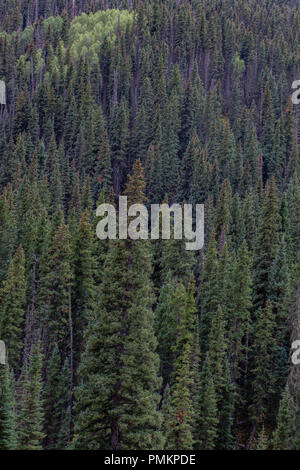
[{"x1": 0, "y1": 0, "x2": 300, "y2": 451}]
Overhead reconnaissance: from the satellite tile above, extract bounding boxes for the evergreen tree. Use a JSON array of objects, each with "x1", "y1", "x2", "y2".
[
  {"x1": 253, "y1": 178, "x2": 281, "y2": 311},
  {"x1": 272, "y1": 383, "x2": 296, "y2": 450},
  {"x1": 256, "y1": 426, "x2": 268, "y2": 450},
  {"x1": 0, "y1": 365, "x2": 17, "y2": 450},
  {"x1": 39, "y1": 221, "x2": 73, "y2": 357},
  {"x1": 17, "y1": 342, "x2": 45, "y2": 450},
  {"x1": 0, "y1": 245, "x2": 26, "y2": 372},
  {"x1": 249, "y1": 301, "x2": 276, "y2": 428},
  {"x1": 168, "y1": 343, "x2": 195, "y2": 450},
  {"x1": 229, "y1": 242, "x2": 252, "y2": 387},
  {"x1": 197, "y1": 355, "x2": 218, "y2": 450},
  {"x1": 72, "y1": 161, "x2": 163, "y2": 449},
  {"x1": 44, "y1": 346, "x2": 71, "y2": 450}
]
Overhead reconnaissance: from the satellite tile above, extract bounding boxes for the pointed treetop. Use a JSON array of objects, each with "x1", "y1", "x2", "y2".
[{"x1": 124, "y1": 159, "x2": 147, "y2": 206}]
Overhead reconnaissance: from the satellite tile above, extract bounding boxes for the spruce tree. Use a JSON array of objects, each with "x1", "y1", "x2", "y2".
[
  {"x1": 168, "y1": 343, "x2": 195, "y2": 450},
  {"x1": 272, "y1": 383, "x2": 296, "y2": 450},
  {"x1": 197, "y1": 355, "x2": 218, "y2": 450},
  {"x1": 0, "y1": 245, "x2": 26, "y2": 373},
  {"x1": 17, "y1": 342, "x2": 45, "y2": 450},
  {"x1": 253, "y1": 178, "x2": 281, "y2": 311},
  {"x1": 229, "y1": 242, "x2": 252, "y2": 387},
  {"x1": 249, "y1": 301, "x2": 276, "y2": 428},
  {"x1": 44, "y1": 346, "x2": 71, "y2": 450},
  {"x1": 0, "y1": 365, "x2": 17, "y2": 450},
  {"x1": 39, "y1": 220, "x2": 73, "y2": 357},
  {"x1": 72, "y1": 161, "x2": 163, "y2": 450}
]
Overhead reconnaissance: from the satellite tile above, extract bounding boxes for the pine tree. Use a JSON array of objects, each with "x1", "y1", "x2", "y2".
[
  {"x1": 72, "y1": 161, "x2": 163, "y2": 450},
  {"x1": 39, "y1": 221, "x2": 73, "y2": 357},
  {"x1": 155, "y1": 276, "x2": 181, "y2": 387},
  {"x1": 272, "y1": 383, "x2": 295, "y2": 450},
  {"x1": 44, "y1": 346, "x2": 71, "y2": 449},
  {"x1": 161, "y1": 383, "x2": 172, "y2": 449},
  {"x1": 256, "y1": 426, "x2": 268, "y2": 450},
  {"x1": 261, "y1": 82, "x2": 275, "y2": 181},
  {"x1": 213, "y1": 179, "x2": 232, "y2": 248},
  {"x1": 197, "y1": 355, "x2": 218, "y2": 450},
  {"x1": 93, "y1": 130, "x2": 112, "y2": 199},
  {"x1": 110, "y1": 96, "x2": 130, "y2": 194},
  {"x1": 0, "y1": 184, "x2": 17, "y2": 280},
  {"x1": 208, "y1": 305, "x2": 228, "y2": 399},
  {"x1": 217, "y1": 118, "x2": 236, "y2": 182},
  {"x1": 253, "y1": 178, "x2": 281, "y2": 311},
  {"x1": 56, "y1": 358, "x2": 72, "y2": 449},
  {"x1": 294, "y1": 389, "x2": 300, "y2": 450},
  {"x1": 168, "y1": 343, "x2": 195, "y2": 450},
  {"x1": 166, "y1": 277, "x2": 198, "y2": 449},
  {"x1": 72, "y1": 209, "x2": 96, "y2": 370},
  {"x1": 0, "y1": 245, "x2": 26, "y2": 372},
  {"x1": 17, "y1": 342, "x2": 45, "y2": 450},
  {"x1": 198, "y1": 230, "x2": 220, "y2": 352},
  {"x1": 207, "y1": 305, "x2": 234, "y2": 449},
  {"x1": 249, "y1": 300, "x2": 276, "y2": 428},
  {"x1": 178, "y1": 131, "x2": 200, "y2": 202},
  {"x1": 0, "y1": 365, "x2": 17, "y2": 450},
  {"x1": 229, "y1": 242, "x2": 252, "y2": 386},
  {"x1": 159, "y1": 235, "x2": 196, "y2": 286}
]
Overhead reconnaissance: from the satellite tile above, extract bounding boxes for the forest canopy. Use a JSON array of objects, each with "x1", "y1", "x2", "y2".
[{"x1": 0, "y1": 0, "x2": 299, "y2": 452}]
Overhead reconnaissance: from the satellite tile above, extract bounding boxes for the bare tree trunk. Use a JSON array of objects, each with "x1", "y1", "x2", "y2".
[
  {"x1": 247, "y1": 422, "x2": 257, "y2": 450},
  {"x1": 23, "y1": 255, "x2": 37, "y2": 367},
  {"x1": 35, "y1": 0, "x2": 39, "y2": 22}
]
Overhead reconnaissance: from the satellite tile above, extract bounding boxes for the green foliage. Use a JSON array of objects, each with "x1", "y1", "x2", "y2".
[
  {"x1": 272, "y1": 384, "x2": 296, "y2": 450},
  {"x1": 0, "y1": 245, "x2": 26, "y2": 372},
  {"x1": 0, "y1": 0, "x2": 298, "y2": 452},
  {"x1": 72, "y1": 164, "x2": 163, "y2": 450},
  {"x1": 0, "y1": 366, "x2": 17, "y2": 450},
  {"x1": 17, "y1": 342, "x2": 45, "y2": 450},
  {"x1": 69, "y1": 10, "x2": 133, "y2": 64},
  {"x1": 249, "y1": 301, "x2": 276, "y2": 425},
  {"x1": 197, "y1": 355, "x2": 218, "y2": 450}
]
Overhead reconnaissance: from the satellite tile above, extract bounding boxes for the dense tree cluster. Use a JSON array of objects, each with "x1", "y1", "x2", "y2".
[{"x1": 0, "y1": 0, "x2": 299, "y2": 450}]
